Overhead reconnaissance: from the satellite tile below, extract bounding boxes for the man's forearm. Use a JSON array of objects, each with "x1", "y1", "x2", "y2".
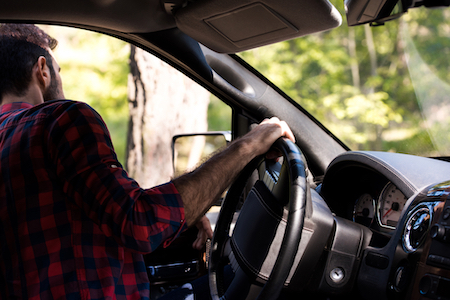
[
  {"x1": 172, "y1": 117, "x2": 296, "y2": 227},
  {"x1": 172, "y1": 138, "x2": 255, "y2": 226}
]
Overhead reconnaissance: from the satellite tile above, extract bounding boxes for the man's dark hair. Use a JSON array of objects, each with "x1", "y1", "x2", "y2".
[{"x1": 0, "y1": 24, "x2": 58, "y2": 101}]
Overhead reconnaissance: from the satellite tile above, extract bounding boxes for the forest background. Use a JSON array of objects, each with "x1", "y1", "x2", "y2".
[{"x1": 43, "y1": 0, "x2": 450, "y2": 166}]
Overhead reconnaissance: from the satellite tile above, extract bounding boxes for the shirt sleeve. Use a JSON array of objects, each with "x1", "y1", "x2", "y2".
[{"x1": 45, "y1": 100, "x2": 187, "y2": 253}]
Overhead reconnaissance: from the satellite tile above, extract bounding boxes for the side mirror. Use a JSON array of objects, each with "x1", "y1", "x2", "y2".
[{"x1": 172, "y1": 132, "x2": 231, "y2": 177}]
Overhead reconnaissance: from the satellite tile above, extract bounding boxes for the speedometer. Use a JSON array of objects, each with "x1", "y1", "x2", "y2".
[{"x1": 378, "y1": 182, "x2": 408, "y2": 229}]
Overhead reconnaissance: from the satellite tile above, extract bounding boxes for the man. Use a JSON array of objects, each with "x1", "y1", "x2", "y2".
[{"x1": 0, "y1": 24, "x2": 295, "y2": 299}]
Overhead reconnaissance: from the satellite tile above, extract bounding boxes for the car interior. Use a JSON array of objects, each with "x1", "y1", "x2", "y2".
[{"x1": 2, "y1": 0, "x2": 450, "y2": 299}]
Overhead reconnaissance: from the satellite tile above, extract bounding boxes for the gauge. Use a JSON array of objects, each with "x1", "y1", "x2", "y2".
[
  {"x1": 353, "y1": 193, "x2": 375, "y2": 226},
  {"x1": 403, "y1": 206, "x2": 431, "y2": 253},
  {"x1": 378, "y1": 182, "x2": 408, "y2": 229}
]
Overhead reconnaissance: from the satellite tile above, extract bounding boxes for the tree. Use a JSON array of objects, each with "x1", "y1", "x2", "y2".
[{"x1": 126, "y1": 46, "x2": 210, "y2": 187}]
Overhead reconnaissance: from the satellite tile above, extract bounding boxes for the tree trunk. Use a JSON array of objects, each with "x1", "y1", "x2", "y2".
[
  {"x1": 126, "y1": 45, "x2": 210, "y2": 187},
  {"x1": 364, "y1": 25, "x2": 377, "y2": 94},
  {"x1": 348, "y1": 27, "x2": 360, "y2": 91},
  {"x1": 364, "y1": 25, "x2": 384, "y2": 150}
]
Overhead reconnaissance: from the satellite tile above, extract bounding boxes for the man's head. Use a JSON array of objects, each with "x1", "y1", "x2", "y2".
[{"x1": 0, "y1": 24, "x2": 64, "y2": 104}]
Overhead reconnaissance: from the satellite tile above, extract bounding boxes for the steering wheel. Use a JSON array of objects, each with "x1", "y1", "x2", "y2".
[{"x1": 209, "y1": 138, "x2": 310, "y2": 300}]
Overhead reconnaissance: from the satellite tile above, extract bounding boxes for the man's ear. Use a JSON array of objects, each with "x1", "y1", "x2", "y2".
[{"x1": 34, "y1": 56, "x2": 51, "y2": 92}]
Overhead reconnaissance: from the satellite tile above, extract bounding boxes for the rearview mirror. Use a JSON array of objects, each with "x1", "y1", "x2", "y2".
[
  {"x1": 172, "y1": 132, "x2": 231, "y2": 177},
  {"x1": 345, "y1": 0, "x2": 407, "y2": 26},
  {"x1": 345, "y1": 0, "x2": 450, "y2": 26}
]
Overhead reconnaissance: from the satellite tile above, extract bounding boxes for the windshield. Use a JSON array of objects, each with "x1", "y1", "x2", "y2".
[{"x1": 240, "y1": 2, "x2": 450, "y2": 157}]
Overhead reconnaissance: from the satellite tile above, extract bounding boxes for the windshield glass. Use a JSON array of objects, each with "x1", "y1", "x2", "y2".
[{"x1": 240, "y1": 1, "x2": 450, "y2": 157}]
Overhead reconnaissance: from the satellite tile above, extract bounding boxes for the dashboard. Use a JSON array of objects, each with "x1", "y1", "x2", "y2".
[
  {"x1": 318, "y1": 151, "x2": 450, "y2": 299},
  {"x1": 320, "y1": 151, "x2": 450, "y2": 230}
]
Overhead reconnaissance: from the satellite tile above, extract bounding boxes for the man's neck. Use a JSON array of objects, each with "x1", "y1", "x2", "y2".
[{"x1": 1, "y1": 85, "x2": 44, "y2": 106}]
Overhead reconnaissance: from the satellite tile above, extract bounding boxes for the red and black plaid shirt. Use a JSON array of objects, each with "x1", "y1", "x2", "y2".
[{"x1": 0, "y1": 100, "x2": 186, "y2": 299}]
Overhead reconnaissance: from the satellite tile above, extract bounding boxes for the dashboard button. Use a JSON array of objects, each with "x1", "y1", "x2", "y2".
[
  {"x1": 419, "y1": 275, "x2": 433, "y2": 296},
  {"x1": 430, "y1": 224, "x2": 450, "y2": 242},
  {"x1": 443, "y1": 207, "x2": 450, "y2": 220}
]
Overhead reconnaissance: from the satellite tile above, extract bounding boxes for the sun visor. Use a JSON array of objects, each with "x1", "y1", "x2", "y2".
[{"x1": 172, "y1": 0, "x2": 342, "y2": 53}]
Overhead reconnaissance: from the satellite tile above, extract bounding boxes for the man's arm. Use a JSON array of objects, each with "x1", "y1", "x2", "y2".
[{"x1": 173, "y1": 117, "x2": 295, "y2": 227}]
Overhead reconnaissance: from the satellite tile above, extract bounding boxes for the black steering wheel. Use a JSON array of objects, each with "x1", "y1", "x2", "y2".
[{"x1": 209, "y1": 138, "x2": 310, "y2": 300}]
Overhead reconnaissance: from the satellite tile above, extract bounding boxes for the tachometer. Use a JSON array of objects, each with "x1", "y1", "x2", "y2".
[
  {"x1": 378, "y1": 182, "x2": 408, "y2": 229},
  {"x1": 353, "y1": 193, "x2": 375, "y2": 227}
]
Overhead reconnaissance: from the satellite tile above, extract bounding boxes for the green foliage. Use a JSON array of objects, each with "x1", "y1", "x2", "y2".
[
  {"x1": 207, "y1": 95, "x2": 232, "y2": 131},
  {"x1": 43, "y1": 26, "x2": 130, "y2": 164},
  {"x1": 239, "y1": 1, "x2": 450, "y2": 156},
  {"x1": 406, "y1": 8, "x2": 450, "y2": 85}
]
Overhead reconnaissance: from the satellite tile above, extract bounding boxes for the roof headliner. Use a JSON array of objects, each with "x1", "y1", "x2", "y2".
[
  {"x1": 0, "y1": 0, "x2": 342, "y2": 53},
  {"x1": 0, "y1": 0, "x2": 176, "y2": 33}
]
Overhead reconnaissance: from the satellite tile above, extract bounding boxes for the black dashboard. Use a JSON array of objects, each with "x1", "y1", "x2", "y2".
[{"x1": 318, "y1": 151, "x2": 450, "y2": 299}]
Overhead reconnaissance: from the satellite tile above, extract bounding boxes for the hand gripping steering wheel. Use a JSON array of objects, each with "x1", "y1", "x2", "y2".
[{"x1": 209, "y1": 138, "x2": 310, "y2": 300}]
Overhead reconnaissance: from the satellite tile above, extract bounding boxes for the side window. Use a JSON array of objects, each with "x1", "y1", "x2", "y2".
[{"x1": 45, "y1": 25, "x2": 231, "y2": 187}]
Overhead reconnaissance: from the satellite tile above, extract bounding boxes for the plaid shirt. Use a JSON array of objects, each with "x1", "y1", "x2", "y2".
[{"x1": 0, "y1": 100, "x2": 186, "y2": 299}]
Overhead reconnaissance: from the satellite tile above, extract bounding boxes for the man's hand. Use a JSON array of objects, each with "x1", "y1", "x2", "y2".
[
  {"x1": 245, "y1": 117, "x2": 295, "y2": 159},
  {"x1": 192, "y1": 216, "x2": 213, "y2": 250}
]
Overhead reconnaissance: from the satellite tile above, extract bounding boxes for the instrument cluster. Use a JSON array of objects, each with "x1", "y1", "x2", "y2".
[{"x1": 353, "y1": 182, "x2": 408, "y2": 231}]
